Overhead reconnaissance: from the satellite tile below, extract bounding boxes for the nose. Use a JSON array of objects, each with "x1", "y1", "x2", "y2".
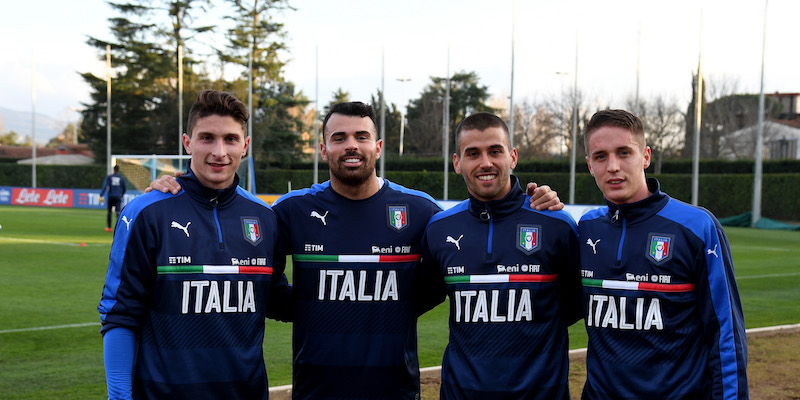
[
  {"x1": 606, "y1": 154, "x2": 620, "y2": 172},
  {"x1": 478, "y1": 152, "x2": 493, "y2": 169},
  {"x1": 211, "y1": 137, "x2": 226, "y2": 157},
  {"x1": 344, "y1": 135, "x2": 359, "y2": 151}
]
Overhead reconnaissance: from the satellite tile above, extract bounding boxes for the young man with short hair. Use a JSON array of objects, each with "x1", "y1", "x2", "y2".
[
  {"x1": 579, "y1": 109, "x2": 748, "y2": 399},
  {"x1": 100, "y1": 164, "x2": 127, "y2": 232},
  {"x1": 420, "y1": 112, "x2": 582, "y2": 399},
  {"x1": 99, "y1": 90, "x2": 289, "y2": 399}
]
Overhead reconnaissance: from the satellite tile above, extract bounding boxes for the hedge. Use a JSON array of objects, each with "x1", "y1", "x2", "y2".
[{"x1": 2, "y1": 164, "x2": 798, "y2": 221}]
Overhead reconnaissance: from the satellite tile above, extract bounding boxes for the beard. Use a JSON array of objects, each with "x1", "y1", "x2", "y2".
[{"x1": 328, "y1": 151, "x2": 376, "y2": 187}]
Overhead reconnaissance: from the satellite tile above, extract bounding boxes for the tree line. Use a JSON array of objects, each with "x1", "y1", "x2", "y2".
[{"x1": 65, "y1": 0, "x2": 786, "y2": 169}]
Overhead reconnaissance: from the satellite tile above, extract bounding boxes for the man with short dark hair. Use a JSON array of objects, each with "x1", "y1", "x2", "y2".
[
  {"x1": 579, "y1": 109, "x2": 748, "y2": 399},
  {"x1": 420, "y1": 111, "x2": 582, "y2": 399},
  {"x1": 99, "y1": 90, "x2": 290, "y2": 399},
  {"x1": 148, "y1": 101, "x2": 563, "y2": 399}
]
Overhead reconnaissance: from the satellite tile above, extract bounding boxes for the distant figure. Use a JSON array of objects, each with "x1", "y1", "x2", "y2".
[{"x1": 99, "y1": 165, "x2": 126, "y2": 232}]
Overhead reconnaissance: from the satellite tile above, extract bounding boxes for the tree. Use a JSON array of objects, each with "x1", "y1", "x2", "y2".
[
  {"x1": 220, "y1": 0, "x2": 308, "y2": 167},
  {"x1": 682, "y1": 75, "x2": 781, "y2": 159},
  {"x1": 405, "y1": 71, "x2": 494, "y2": 156},
  {"x1": 47, "y1": 122, "x2": 81, "y2": 148},
  {"x1": 0, "y1": 131, "x2": 29, "y2": 146},
  {"x1": 370, "y1": 90, "x2": 402, "y2": 157},
  {"x1": 80, "y1": 0, "x2": 214, "y2": 164},
  {"x1": 510, "y1": 98, "x2": 563, "y2": 160},
  {"x1": 628, "y1": 96, "x2": 683, "y2": 173}
]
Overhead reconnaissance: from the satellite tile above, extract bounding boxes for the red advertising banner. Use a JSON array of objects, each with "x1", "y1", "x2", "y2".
[{"x1": 11, "y1": 188, "x2": 74, "y2": 208}]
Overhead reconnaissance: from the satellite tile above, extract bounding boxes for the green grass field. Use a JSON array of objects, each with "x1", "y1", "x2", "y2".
[{"x1": 1, "y1": 205, "x2": 798, "y2": 399}]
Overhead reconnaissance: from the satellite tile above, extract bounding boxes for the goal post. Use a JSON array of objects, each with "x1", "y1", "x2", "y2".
[{"x1": 111, "y1": 154, "x2": 254, "y2": 193}]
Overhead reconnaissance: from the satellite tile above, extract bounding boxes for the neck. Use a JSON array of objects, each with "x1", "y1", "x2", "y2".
[{"x1": 330, "y1": 174, "x2": 382, "y2": 200}]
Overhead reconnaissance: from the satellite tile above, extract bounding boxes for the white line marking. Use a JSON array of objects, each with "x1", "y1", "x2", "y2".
[
  {"x1": 0, "y1": 237, "x2": 105, "y2": 246},
  {"x1": 0, "y1": 322, "x2": 98, "y2": 334},
  {"x1": 737, "y1": 272, "x2": 800, "y2": 280}
]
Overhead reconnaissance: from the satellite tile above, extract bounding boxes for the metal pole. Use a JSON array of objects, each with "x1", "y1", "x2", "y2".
[
  {"x1": 443, "y1": 46, "x2": 450, "y2": 201},
  {"x1": 508, "y1": 0, "x2": 516, "y2": 149},
  {"x1": 752, "y1": 0, "x2": 769, "y2": 227},
  {"x1": 397, "y1": 78, "x2": 411, "y2": 156},
  {"x1": 635, "y1": 20, "x2": 641, "y2": 114},
  {"x1": 313, "y1": 45, "x2": 319, "y2": 184},
  {"x1": 31, "y1": 51, "x2": 37, "y2": 188},
  {"x1": 106, "y1": 45, "x2": 112, "y2": 176},
  {"x1": 247, "y1": 43, "x2": 253, "y2": 193},
  {"x1": 380, "y1": 45, "x2": 386, "y2": 178},
  {"x1": 569, "y1": 33, "x2": 578, "y2": 204},
  {"x1": 178, "y1": 44, "x2": 184, "y2": 171},
  {"x1": 692, "y1": 12, "x2": 704, "y2": 206}
]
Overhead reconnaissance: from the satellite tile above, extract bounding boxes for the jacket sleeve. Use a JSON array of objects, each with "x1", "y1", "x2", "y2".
[
  {"x1": 100, "y1": 176, "x2": 110, "y2": 197},
  {"x1": 559, "y1": 220, "x2": 583, "y2": 326},
  {"x1": 413, "y1": 229, "x2": 447, "y2": 317},
  {"x1": 266, "y1": 228, "x2": 293, "y2": 322},
  {"x1": 103, "y1": 326, "x2": 136, "y2": 400},
  {"x1": 98, "y1": 205, "x2": 156, "y2": 334},
  {"x1": 696, "y1": 219, "x2": 748, "y2": 399}
]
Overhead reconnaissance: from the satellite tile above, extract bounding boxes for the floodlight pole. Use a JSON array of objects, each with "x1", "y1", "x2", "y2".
[
  {"x1": 397, "y1": 78, "x2": 411, "y2": 156},
  {"x1": 313, "y1": 45, "x2": 320, "y2": 184},
  {"x1": 752, "y1": 0, "x2": 769, "y2": 227},
  {"x1": 178, "y1": 44, "x2": 184, "y2": 171},
  {"x1": 106, "y1": 45, "x2": 112, "y2": 176},
  {"x1": 247, "y1": 43, "x2": 254, "y2": 193},
  {"x1": 692, "y1": 12, "x2": 704, "y2": 206},
  {"x1": 443, "y1": 46, "x2": 450, "y2": 201},
  {"x1": 569, "y1": 33, "x2": 578, "y2": 204},
  {"x1": 31, "y1": 51, "x2": 37, "y2": 188},
  {"x1": 380, "y1": 45, "x2": 386, "y2": 178},
  {"x1": 508, "y1": 0, "x2": 516, "y2": 148}
]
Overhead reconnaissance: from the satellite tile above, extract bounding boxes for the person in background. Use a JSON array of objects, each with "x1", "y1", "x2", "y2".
[
  {"x1": 99, "y1": 164, "x2": 126, "y2": 232},
  {"x1": 578, "y1": 109, "x2": 747, "y2": 399}
]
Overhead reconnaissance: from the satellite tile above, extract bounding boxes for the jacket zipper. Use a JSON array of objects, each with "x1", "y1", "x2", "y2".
[{"x1": 211, "y1": 197, "x2": 224, "y2": 249}]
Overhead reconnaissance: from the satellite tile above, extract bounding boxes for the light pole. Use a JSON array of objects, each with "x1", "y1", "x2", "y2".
[
  {"x1": 555, "y1": 72, "x2": 569, "y2": 157},
  {"x1": 397, "y1": 78, "x2": 411, "y2": 156}
]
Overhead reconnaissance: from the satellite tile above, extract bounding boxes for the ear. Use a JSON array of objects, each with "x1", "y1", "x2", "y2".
[
  {"x1": 320, "y1": 141, "x2": 328, "y2": 162},
  {"x1": 375, "y1": 138, "x2": 383, "y2": 159},
  {"x1": 586, "y1": 155, "x2": 594, "y2": 176},
  {"x1": 509, "y1": 147, "x2": 518, "y2": 170},
  {"x1": 452, "y1": 152, "x2": 462, "y2": 174},
  {"x1": 643, "y1": 146, "x2": 651, "y2": 170},
  {"x1": 182, "y1": 133, "x2": 192, "y2": 154},
  {"x1": 242, "y1": 135, "x2": 250, "y2": 158}
]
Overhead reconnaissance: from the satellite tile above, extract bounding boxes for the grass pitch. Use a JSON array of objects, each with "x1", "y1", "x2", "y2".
[{"x1": 0, "y1": 205, "x2": 798, "y2": 398}]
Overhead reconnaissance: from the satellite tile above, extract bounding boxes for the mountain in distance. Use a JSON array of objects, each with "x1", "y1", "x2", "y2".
[{"x1": 0, "y1": 106, "x2": 66, "y2": 145}]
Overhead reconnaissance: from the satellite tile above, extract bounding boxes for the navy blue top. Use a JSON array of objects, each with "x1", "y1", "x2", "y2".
[{"x1": 578, "y1": 177, "x2": 748, "y2": 400}]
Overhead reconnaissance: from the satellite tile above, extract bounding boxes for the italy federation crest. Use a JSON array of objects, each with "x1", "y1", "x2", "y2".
[
  {"x1": 647, "y1": 233, "x2": 674, "y2": 264},
  {"x1": 516, "y1": 225, "x2": 541, "y2": 255},
  {"x1": 388, "y1": 205, "x2": 408, "y2": 231},
  {"x1": 242, "y1": 217, "x2": 263, "y2": 246}
]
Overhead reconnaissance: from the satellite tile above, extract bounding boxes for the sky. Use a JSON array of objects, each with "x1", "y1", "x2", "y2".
[{"x1": 2, "y1": 0, "x2": 799, "y2": 132}]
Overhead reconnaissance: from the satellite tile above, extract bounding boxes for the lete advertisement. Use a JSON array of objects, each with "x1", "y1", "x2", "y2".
[{"x1": 0, "y1": 186, "x2": 140, "y2": 209}]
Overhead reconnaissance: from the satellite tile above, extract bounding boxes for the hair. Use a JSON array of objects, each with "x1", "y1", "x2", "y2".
[
  {"x1": 113, "y1": 165, "x2": 119, "y2": 172},
  {"x1": 583, "y1": 109, "x2": 645, "y2": 153},
  {"x1": 186, "y1": 90, "x2": 249, "y2": 136},
  {"x1": 454, "y1": 112, "x2": 510, "y2": 153},
  {"x1": 321, "y1": 102, "x2": 377, "y2": 140}
]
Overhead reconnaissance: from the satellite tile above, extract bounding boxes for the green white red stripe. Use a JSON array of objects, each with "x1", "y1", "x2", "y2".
[
  {"x1": 582, "y1": 278, "x2": 695, "y2": 292},
  {"x1": 292, "y1": 254, "x2": 420, "y2": 263},
  {"x1": 445, "y1": 274, "x2": 557, "y2": 284},
  {"x1": 157, "y1": 265, "x2": 273, "y2": 274}
]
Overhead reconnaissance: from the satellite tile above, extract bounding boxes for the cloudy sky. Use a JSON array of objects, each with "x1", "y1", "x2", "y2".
[{"x1": 2, "y1": 0, "x2": 797, "y2": 128}]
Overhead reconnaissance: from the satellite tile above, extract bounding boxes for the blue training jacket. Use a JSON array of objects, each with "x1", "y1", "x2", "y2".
[
  {"x1": 100, "y1": 172, "x2": 126, "y2": 199},
  {"x1": 98, "y1": 170, "x2": 290, "y2": 400},
  {"x1": 271, "y1": 179, "x2": 443, "y2": 400},
  {"x1": 420, "y1": 176, "x2": 583, "y2": 400},
  {"x1": 578, "y1": 177, "x2": 748, "y2": 400}
]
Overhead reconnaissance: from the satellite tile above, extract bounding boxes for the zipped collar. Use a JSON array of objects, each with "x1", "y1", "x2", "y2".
[
  {"x1": 176, "y1": 168, "x2": 240, "y2": 209},
  {"x1": 605, "y1": 177, "x2": 669, "y2": 224},
  {"x1": 467, "y1": 175, "x2": 525, "y2": 222}
]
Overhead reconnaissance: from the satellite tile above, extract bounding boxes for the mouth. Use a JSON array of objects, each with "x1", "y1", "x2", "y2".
[
  {"x1": 607, "y1": 178, "x2": 624, "y2": 186},
  {"x1": 477, "y1": 174, "x2": 497, "y2": 181},
  {"x1": 207, "y1": 161, "x2": 230, "y2": 170},
  {"x1": 340, "y1": 154, "x2": 363, "y2": 167}
]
